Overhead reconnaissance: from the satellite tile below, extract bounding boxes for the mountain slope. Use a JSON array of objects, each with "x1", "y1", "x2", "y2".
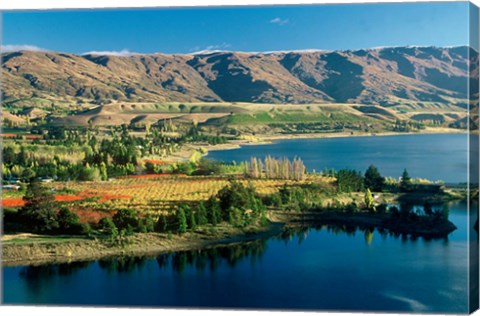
[{"x1": 2, "y1": 46, "x2": 478, "y2": 109}]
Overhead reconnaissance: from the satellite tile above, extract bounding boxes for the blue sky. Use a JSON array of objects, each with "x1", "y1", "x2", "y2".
[{"x1": 1, "y1": 2, "x2": 471, "y2": 54}]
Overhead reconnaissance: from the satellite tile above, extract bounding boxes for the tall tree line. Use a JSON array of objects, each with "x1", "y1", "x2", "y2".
[{"x1": 246, "y1": 156, "x2": 306, "y2": 180}]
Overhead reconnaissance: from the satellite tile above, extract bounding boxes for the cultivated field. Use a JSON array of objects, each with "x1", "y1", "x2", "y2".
[{"x1": 2, "y1": 174, "x2": 336, "y2": 222}]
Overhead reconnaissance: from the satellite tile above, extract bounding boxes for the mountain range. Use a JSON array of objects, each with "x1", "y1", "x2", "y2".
[{"x1": 2, "y1": 46, "x2": 478, "y2": 110}]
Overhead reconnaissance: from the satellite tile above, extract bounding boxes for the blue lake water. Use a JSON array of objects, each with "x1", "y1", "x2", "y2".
[
  {"x1": 207, "y1": 133, "x2": 469, "y2": 183},
  {"x1": 2, "y1": 134, "x2": 476, "y2": 313}
]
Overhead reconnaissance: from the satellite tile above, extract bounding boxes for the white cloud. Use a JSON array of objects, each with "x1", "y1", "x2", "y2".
[
  {"x1": 1, "y1": 44, "x2": 49, "y2": 53},
  {"x1": 81, "y1": 49, "x2": 138, "y2": 56},
  {"x1": 189, "y1": 43, "x2": 231, "y2": 54},
  {"x1": 269, "y1": 17, "x2": 289, "y2": 25},
  {"x1": 205, "y1": 43, "x2": 231, "y2": 51},
  {"x1": 261, "y1": 49, "x2": 331, "y2": 54}
]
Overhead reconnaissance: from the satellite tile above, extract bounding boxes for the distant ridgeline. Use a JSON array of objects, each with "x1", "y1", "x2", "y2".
[{"x1": 2, "y1": 46, "x2": 478, "y2": 107}]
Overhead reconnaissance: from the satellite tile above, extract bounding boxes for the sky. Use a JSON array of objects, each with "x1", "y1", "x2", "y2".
[{"x1": 1, "y1": 2, "x2": 472, "y2": 55}]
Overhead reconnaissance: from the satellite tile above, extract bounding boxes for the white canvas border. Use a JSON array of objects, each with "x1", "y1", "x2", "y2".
[
  {"x1": 1, "y1": 1, "x2": 479, "y2": 316},
  {"x1": 0, "y1": 0, "x2": 479, "y2": 10}
]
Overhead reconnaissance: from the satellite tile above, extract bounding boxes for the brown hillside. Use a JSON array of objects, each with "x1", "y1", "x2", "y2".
[{"x1": 2, "y1": 46, "x2": 477, "y2": 108}]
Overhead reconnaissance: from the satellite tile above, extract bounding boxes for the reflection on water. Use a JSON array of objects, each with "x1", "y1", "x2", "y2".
[
  {"x1": 19, "y1": 240, "x2": 269, "y2": 281},
  {"x1": 280, "y1": 220, "x2": 450, "y2": 248},
  {"x1": 98, "y1": 255, "x2": 149, "y2": 273},
  {"x1": 149, "y1": 240, "x2": 268, "y2": 273},
  {"x1": 4, "y1": 201, "x2": 473, "y2": 312},
  {"x1": 17, "y1": 261, "x2": 92, "y2": 295},
  {"x1": 17, "y1": 211, "x2": 455, "y2": 284}
]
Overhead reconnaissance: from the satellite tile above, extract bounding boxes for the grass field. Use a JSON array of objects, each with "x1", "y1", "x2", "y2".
[
  {"x1": 40, "y1": 100, "x2": 469, "y2": 131},
  {"x1": 52, "y1": 102, "x2": 384, "y2": 126},
  {"x1": 53, "y1": 101, "x2": 466, "y2": 125}
]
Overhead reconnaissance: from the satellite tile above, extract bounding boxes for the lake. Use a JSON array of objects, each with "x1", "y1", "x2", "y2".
[
  {"x1": 207, "y1": 133, "x2": 469, "y2": 183},
  {"x1": 2, "y1": 134, "x2": 476, "y2": 313}
]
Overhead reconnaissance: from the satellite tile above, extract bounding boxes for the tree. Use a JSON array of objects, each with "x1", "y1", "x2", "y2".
[
  {"x1": 248, "y1": 157, "x2": 261, "y2": 178},
  {"x1": 292, "y1": 157, "x2": 306, "y2": 181},
  {"x1": 186, "y1": 205, "x2": 197, "y2": 231},
  {"x1": 176, "y1": 207, "x2": 188, "y2": 234},
  {"x1": 194, "y1": 158, "x2": 223, "y2": 176},
  {"x1": 400, "y1": 168, "x2": 412, "y2": 192},
  {"x1": 250, "y1": 156, "x2": 305, "y2": 180},
  {"x1": 2, "y1": 163, "x2": 11, "y2": 179},
  {"x1": 112, "y1": 208, "x2": 139, "y2": 234},
  {"x1": 11, "y1": 165, "x2": 24, "y2": 178},
  {"x1": 364, "y1": 188, "x2": 374, "y2": 211},
  {"x1": 57, "y1": 207, "x2": 84, "y2": 234},
  {"x1": 364, "y1": 165, "x2": 385, "y2": 192},
  {"x1": 174, "y1": 162, "x2": 195, "y2": 175},
  {"x1": 145, "y1": 122, "x2": 151, "y2": 135},
  {"x1": 196, "y1": 202, "x2": 208, "y2": 226},
  {"x1": 99, "y1": 162, "x2": 108, "y2": 181},
  {"x1": 206, "y1": 197, "x2": 221, "y2": 226},
  {"x1": 79, "y1": 164, "x2": 101, "y2": 181},
  {"x1": 2, "y1": 146, "x2": 16, "y2": 164},
  {"x1": 156, "y1": 215, "x2": 168, "y2": 233},
  {"x1": 216, "y1": 181, "x2": 264, "y2": 219},
  {"x1": 337, "y1": 169, "x2": 364, "y2": 192},
  {"x1": 21, "y1": 168, "x2": 36, "y2": 181},
  {"x1": 137, "y1": 215, "x2": 155, "y2": 233},
  {"x1": 18, "y1": 181, "x2": 59, "y2": 233},
  {"x1": 99, "y1": 217, "x2": 118, "y2": 238}
]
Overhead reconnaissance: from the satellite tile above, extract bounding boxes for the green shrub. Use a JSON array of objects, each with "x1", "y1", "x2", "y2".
[
  {"x1": 138, "y1": 215, "x2": 155, "y2": 233},
  {"x1": 56, "y1": 207, "x2": 84, "y2": 234},
  {"x1": 99, "y1": 217, "x2": 118, "y2": 237},
  {"x1": 113, "y1": 208, "x2": 139, "y2": 234},
  {"x1": 176, "y1": 207, "x2": 187, "y2": 234},
  {"x1": 196, "y1": 202, "x2": 208, "y2": 226},
  {"x1": 18, "y1": 181, "x2": 59, "y2": 233}
]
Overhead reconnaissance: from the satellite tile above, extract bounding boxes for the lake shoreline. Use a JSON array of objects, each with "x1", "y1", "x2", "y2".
[
  {"x1": 3, "y1": 203, "x2": 458, "y2": 267},
  {"x1": 178, "y1": 128, "x2": 467, "y2": 162},
  {"x1": 1, "y1": 223, "x2": 284, "y2": 267}
]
